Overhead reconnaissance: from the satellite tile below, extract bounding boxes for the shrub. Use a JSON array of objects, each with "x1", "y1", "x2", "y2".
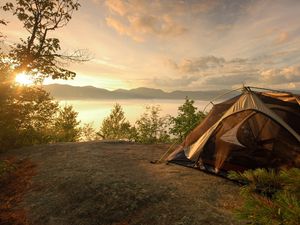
[
  {"x1": 79, "y1": 123, "x2": 98, "y2": 142},
  {"x1": 0, "y1": 85, "x2": 59, "y2": 150},
  {"x1": 228, "y1": 168, "x2": 300, "y2": 225},
  {"x1": 133, "y1": 105, "x2": 170, "y2": 144},
  {"x1": 170, "y1": 97, "x2": 206, "y2": 141},
  {"x1": 98, "y1": 103, "x2": 132, "y2": 140},
  {"x1": 53, "y1": 105, "x2": 81, "y2": 142}
]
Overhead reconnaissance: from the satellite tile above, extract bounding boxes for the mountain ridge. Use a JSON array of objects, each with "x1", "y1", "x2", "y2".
[{"x1": 42, "y1": 84, "x2": 236, "y2": 100}]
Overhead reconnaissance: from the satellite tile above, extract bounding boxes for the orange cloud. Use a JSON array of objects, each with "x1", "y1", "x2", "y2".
[
  {"x1": 275, "y1": 31, "x2": 289, "y2": 44},
  {"x1": 105, "y1": 0, "x2": 129, "y2": 16},
  {"x1": 260, "y1": 65, "x2": 300, "y2": 84},
  {"x1": 104, "y1": 0, "x2": 191, "y2": 41},
  {"x1": 168, "y1": 56, "x2": 226, "y2": 74}
]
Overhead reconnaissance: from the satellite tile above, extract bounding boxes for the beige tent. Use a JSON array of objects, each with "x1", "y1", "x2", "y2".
[{"x1": 167, "y1": 87, "x2": 300, "y2": 174}]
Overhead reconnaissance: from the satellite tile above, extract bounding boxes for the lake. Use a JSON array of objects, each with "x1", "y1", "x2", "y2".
[{"x1": 58, "y1": 99, "x2": 212, "y2": 129}]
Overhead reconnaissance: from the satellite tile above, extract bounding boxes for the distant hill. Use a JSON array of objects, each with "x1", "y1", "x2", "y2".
[{"x1": 43, "y1": 84, "x2": 236, "y2": 100}]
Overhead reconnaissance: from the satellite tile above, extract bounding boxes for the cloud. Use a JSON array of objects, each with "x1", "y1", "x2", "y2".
[
  {"x1": 91, "y1": 58, "x2": 127, "y2": 70},
  {"x1": 159, "y1": 54, "x2": 300, "y2": 90},
  {"x1": 106, "y1": 16, "x2": 134, "y2": 38},
  {"x1": 128, "y1": 14, "x2": 186, "y2": 38},
  {"x1": 104, "y1": 0, "x2": 222, "y2": 41},
  {"x1": 260, "y1": 65, "x2": 300, "y2": 84},
  {"x1": 275, "y1": 31, "x2": 289, "y2": 44},
  {"x1": 106, "y1": 14, "x2": 186, "y2": 42},
  {"x1": 153, "y1": 75, "x2": 199, "y2": 88},
  {"x1": 203, "y1": 73, "x2": 258, "y2": 86},
  {"x1": 105, "y1": 13, "x2": 186, "y2": 41},
  {"x1": 191, "y1": 0, "x2": 220, "y2": 14},
  {"x1": 105, "y1": 0, "x2": 129, "y2": 16},
  {"x1": 151, "y1": 55, "x2": 262, "y2": 90},
  {"x1": 167, "y1": 56, "x2": 226, "y2": 73}
]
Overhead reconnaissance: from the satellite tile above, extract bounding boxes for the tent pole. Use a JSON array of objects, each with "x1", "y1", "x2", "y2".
[
  {"x1": 247, "y1": 86, "x2": 292, "y2": 94},
  {"x1": 202, "y1": 87, "x2": 243, "y2": 112},
  {"x1": 202, "y1": 85, "x2": 292, "y2": 113},
  {"x1": 151, "y1": 140, "x2": 180, "y2": 164}
]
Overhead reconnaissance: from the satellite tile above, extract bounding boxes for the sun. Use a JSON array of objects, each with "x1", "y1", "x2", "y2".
[{"x1": 15, "y1": 72, "x2": 34, "y2": 86}]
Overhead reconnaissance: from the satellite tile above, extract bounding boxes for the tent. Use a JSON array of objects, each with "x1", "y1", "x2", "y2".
[{"x1": 167, "y1": 87, "x2": 300, "y2": 174}]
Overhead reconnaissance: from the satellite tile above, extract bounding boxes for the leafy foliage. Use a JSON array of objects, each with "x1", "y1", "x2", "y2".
[
  {"x1": 96, "y1": 101, "x2": 205, "y2": 144},
  {"x1": 98, "y1": 103, "x2": 133, "y2": 140},
  {"x1": 0, "y1": 0, "x2": 86, "y2": 151},
  {"x1": 0, "y1": 19, "x2": 7, "y2": 39},
  {"x1": 0, "y1": 82, "x2": 82, "y2": 150},
  {"x1": 133, "y1": 105, "x2": 170, "y2": 144},
  {"x1": 170, "y1": 97, "x2": 206, "y2": 141},
  {"x1": 80, "y1": 123, "x2": 98, "y2": 142},
  {"x1": 0, "y1": 84, "x2": 59, "y2": 150},
  {"x1": 3, "y1": 0, "x2": 85, "y2": 81},
  {"x1": 53, "y1": 105, "x2": 81, "y2": 142},
  {"x1": 228, "y1": 168, "x2": 300, "y2": 225}
]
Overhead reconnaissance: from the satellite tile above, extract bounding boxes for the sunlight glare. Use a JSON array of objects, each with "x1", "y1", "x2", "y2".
[{"x1": 15, "y1": 72, "x2": 34, "y2": 86}]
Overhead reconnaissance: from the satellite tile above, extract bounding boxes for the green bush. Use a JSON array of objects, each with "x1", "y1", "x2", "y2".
[
  {"x1": 133, "y1": 105, "x2": 170, "y2": 144},
  {"x1": 0, "y1": 81, "x2": 82, "y2": 150},
  {"x1": 0, "y1": 84, "x2": 59, "y2": 150},
  {"x1": 98, "y1": 103, "x2": 133, "y2": 140},
  {"x1": 0, "y1": 0, "x2": 83, "y2": 150},
  {"x1": 228, "y1": 168, "x2": 300, "y2": 225},
  {"x1": 53, "y1": 105, "x2": 81, "y2": 142},
  {"x1": 169, "y1": 97, "x2": 206, "y2": 141},
  {"x1": 80, "y1": 123, "x2": 98, "y2": 142}
]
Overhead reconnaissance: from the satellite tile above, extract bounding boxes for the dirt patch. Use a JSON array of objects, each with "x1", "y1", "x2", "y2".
[
  {"x1": 1, "y1": 141, "x2": 244, "y2": 225},
  {"x1": 0, "y1": 158, "x2": 36, "y2": 225}
]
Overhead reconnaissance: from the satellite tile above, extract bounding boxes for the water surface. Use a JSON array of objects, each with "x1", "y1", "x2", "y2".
[{"x1": 59, "y1": 99, "x2": 212, "y2": 128}]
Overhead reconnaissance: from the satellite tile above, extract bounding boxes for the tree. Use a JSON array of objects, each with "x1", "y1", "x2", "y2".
[
  {"x1": 133, "y1": 105, "x2": 170, "y2": 144},
  {"x1": 80, "y1": 123, "x2": 98, "y2": 142},
  {"x1": 53, "y1": 105, "x2": 81, "y2": 142},
  {"x1": 16, "y1": 86, "x2": 59, "y2": 145},
  {"x1": 0, "y1": 85, "x2": 59, "y2": 150},
  {"x1": 169, "y1": 97, "x2": 206, "y2": 141},
  {"x1": 98, "y1": 103, "x2": 132, "y2": 140},
  {"x1": 3, "y1": 0, "x2": 87, "y2": 81},
  {"x1": 0, "y1": 19, "x2": 7, "y2": 39},
  {"x1": 0, "y1": 0, "x2": 86, "y2": 150}
]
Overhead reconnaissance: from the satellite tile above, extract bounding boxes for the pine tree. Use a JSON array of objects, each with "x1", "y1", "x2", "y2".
[{"x1": 228, "y1": 168, "x2": 300, "y2": 225}]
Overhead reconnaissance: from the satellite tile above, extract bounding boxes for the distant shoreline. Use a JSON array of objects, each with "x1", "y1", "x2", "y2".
[
  {"x1": 43, "y1": 84, "x2": 235, "y2": 101},
  {"x1": 56, "y1": 98, "x2": 213, "y2": 128}
]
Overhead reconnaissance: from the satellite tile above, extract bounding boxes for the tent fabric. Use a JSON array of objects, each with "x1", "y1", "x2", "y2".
[
  {"x1": 165, "y1": 95, "x2": 241, "y2": 161},
  {"x1": 220, "y1": 117, "x2": 250, "y2": 147},
  {"x1": 262, "y1": 92, "x2": 300, "y2": 105},
  {"x1": 168, "y1": 89, "x2": 300, "y2": 173}
]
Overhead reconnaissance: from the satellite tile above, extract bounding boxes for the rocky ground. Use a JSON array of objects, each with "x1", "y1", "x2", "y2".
[{"x1": 0, "y1": 141, "x2": 244, "y2": 225}]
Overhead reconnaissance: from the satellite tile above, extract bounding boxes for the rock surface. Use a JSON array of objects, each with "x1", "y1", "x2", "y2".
[{"x1": 2, "y1": 141, "x2": 244, "y2": 225}]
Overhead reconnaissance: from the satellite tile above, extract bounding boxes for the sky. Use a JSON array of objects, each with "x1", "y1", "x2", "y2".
[{"x1": 2, "y1": 0, "x2": 300, "y2": 91}]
